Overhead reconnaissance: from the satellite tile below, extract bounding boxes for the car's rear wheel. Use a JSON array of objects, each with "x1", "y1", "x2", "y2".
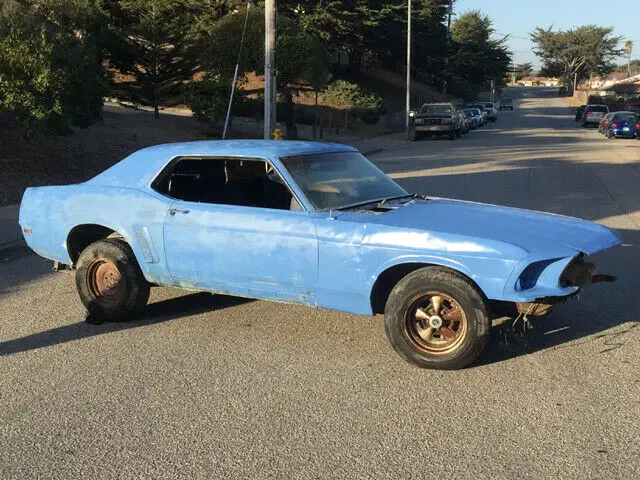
[
  {"x1": 384, "y1": 267, "x2": 489, "y2": 370},
  {"x1": 75, "y1": 239, "x2": 150, "y2": 322}
]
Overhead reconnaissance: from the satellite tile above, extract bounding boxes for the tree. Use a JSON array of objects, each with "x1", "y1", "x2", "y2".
[
  {"x1": 514, "y1": 62, "x2": 534, "y2": 81},
  {"x1": 531, "y1": 25, "x2": 622, "y2": 91},
  {"x1": 448, "y1": 10, "x2": 510, "y2": 99},
  {"x1": 322, "y1": 80, "x2": 381, "y2": 129},
  {"x1": 191, "y1": 5, "x2": 331, "y2": 127},
  {"x1": 625, "y1": 40, "x2": 633, "y2": 78},
  {"x1": 0, "y1": 0, "x2": 108, "y2": 135},
  {"x1": 109, "y1": 0, "x2": 200, "y2": 118}
]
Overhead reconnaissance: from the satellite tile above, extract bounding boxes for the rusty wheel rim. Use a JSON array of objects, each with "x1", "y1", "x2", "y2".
[
  {"x1": 86, "y1": 259, "x2": 124, "y2": 307},
  {"x1": 404, "y1": 292, "x2": 468, "y2": 356}
]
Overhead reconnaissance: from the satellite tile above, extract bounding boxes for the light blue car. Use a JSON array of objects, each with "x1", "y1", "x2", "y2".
[{"x1": 19, "y1": 141, "x2": 621, "y2": 369}]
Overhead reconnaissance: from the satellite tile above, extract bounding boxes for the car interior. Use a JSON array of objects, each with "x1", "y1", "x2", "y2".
[{"x1": 153, "y1": 157, "x2": 302, "y2": 211}]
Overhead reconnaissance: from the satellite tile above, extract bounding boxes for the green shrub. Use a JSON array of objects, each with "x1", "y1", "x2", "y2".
[{"x1": 182, "y1": 79, "x2": 232, "y2": 123}]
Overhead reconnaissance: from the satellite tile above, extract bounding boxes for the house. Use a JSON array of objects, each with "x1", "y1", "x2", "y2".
[
  {"x1": 600, "y1": 74, "x2": 640, "y2": 99},
  {"x1": 603, "y1": 72, "x2": 627, "y2": 86},
  {"x1": 586, "y1": 76, "x2": 604, "y2": 89},
  {"x1": 520, "y1": 76, "x2": 540, "y2": 87},
  {"x1": 518, "y1": 76, "x2": 560, "y2": 87}
]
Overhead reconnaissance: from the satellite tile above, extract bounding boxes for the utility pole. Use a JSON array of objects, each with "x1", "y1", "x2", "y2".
[
  {"x1": 405, "y1": 0, "x2": 411, "y2": 139},
  {"x1": 511, "y1": 54, "x2": 516, "y2": 85},
  {"x1": 264, "y1": 0, "x2": 276, "y2": 139},
  {"x1": 573, "y1": 71, "x2": 577, "y2": 95}
]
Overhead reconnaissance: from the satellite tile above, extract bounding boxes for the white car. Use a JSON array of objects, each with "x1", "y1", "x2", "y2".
[
  {"x1": 480, "y1": 102, "x2": 498, "y2": 122},
  {"x1": 582, "y1": 105, "x2": 609, "y2": 127}
]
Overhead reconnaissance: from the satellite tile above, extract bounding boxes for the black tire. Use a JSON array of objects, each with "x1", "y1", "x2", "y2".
[
  {"x1": 384, "y1": 267, "x2": 489, "y2": 370},
  {"x1": 414, "y1": 131, "x2": 424, "y2": 141},
  {"x1": 456, "y1": 128, "x2": 462, "y2": 138},
  {"x1": 449, "y1": 130, "x2": 455, "y2": 140},
  {"x1": 75, "y1": 238, "x2": 150, "y2": 322}
]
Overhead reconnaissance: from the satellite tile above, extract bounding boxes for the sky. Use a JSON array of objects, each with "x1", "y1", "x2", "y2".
[{"x1": 453, "y1": 0, "x2": 640, "y2": 71}]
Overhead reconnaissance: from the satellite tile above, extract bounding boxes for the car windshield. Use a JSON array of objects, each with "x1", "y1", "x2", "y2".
[
  {"x1": 281, "y1": 151, "x2": 407, "y2": 211},
  {"x1": 420, "y1": 104, "x2": 452, "y2": 114}
]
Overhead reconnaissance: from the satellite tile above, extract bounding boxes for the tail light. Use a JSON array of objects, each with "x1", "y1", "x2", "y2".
[
  {"x1": 636, "y1": 124, "x2": 640, "y2": 129},
  {"x1": 611, "y1": 123, "x2": 617, "y2": 128},
  {"x1": 587, "y1": 111, "x2": 592, "y2": 115},
  {"x1": 443, "y1": 119, "x2": 451, "y2": 124}
]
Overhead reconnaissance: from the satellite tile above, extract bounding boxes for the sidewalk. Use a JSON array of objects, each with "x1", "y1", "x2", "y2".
[
  {"x1": 0, "y1": 133, "x2": 412, "y2": 253},
  {"x1": 344, "y1": 132, "x2": 411, "y2": 156},
  {"x1": 0, "y1": 205, "x2": 21, "y2": 247}
]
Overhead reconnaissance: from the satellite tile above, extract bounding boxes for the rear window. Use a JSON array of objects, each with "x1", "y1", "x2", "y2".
[
  {"x1": 614, "y1": 113, "x2": 637, "y2": 122},
  {"x1": 588, "y1": 106, "x2": 608, "y2": 112}
]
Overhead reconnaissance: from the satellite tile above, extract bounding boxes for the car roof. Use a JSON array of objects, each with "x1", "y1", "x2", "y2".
[{"x1": 87, "y1": 140, "x2": 357, "y2": 189}]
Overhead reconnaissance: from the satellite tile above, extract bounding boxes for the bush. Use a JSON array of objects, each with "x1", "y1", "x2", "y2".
[
  {"x1": 360, "y1": 110, "x2": 380, "y2": 124},
  {"x1": 322, "y1": 80, "x2": 383, "y2": 128},
  {"x1": 182, "y1": 79, "x2": 232, "y2": 123},
  {"x1": 0, "y1": 2, "x2": 108, "y2": 136}
]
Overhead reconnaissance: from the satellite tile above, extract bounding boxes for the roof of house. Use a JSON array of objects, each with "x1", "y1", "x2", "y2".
[{"x1": 603, "y1": 74, "x2": 640, "y2": 93}]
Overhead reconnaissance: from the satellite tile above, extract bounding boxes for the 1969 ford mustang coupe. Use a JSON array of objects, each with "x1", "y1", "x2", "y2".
[{"x1": 19, "y1": 141, "x2": 621, "y2": 369}]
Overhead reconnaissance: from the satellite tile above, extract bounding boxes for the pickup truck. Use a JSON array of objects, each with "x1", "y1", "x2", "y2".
[{"x1": 413, "y1": 103, "x2": 463, "y2": 140}]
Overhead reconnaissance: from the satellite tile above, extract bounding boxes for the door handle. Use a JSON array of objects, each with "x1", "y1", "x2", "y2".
[{"x1": 169, "y1": 208, "x2": 190, "y2": 216}]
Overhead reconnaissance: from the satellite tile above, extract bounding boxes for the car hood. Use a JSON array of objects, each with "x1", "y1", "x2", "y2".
[{"x1": 339, "y1": 198, "x2": 621, "y2": 256}]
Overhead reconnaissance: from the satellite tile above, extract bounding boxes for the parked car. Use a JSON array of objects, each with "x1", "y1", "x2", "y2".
[
  {"x1": 464, "y1": 109, "x2": 479, "y2": 129},
  {"x1": 575, "y1": 105, "x2": 586, "y2": 122},
  {"x1": 459, "y1": 110, "x2": 471, "y2": 134},
  {"x1": 598, "y1": 113, "x2": 615, "y2": 134},
  {"x1": 414, "y1": 103, "x2": 464, "y2": 140},
  {"x1": 581, "y1": 104, "x2": 609, "y2": 127},
  {"x1": 467, "y1": 104, "x2": 488, "y2": 124},
  {"x1": 499, "y1": 97, "x2": 514, "y2": 110},
  {"x1": 480, "y1": 102, "x2": 498, "y2": 121},
  {"x1": 19, "y1": 141, "x2": 621, "y2": 370},
  {"x1": 604, "y1": 111, "x2": 640, "y2": 139},
  {"x1": 466, "y1": 108, "x2": 485, "y2": 127}
]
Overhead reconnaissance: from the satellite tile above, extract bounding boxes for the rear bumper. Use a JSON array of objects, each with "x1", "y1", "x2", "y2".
[{"x1": 611, "y1": 129, "x2": 637, "y2": 137}]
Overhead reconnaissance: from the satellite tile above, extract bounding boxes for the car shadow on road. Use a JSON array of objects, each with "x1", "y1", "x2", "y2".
[{"x1": 0, "y1": 292, "x2": 252, "y2": 357}]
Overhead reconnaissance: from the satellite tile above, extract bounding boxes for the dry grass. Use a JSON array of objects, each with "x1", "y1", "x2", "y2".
[{"x1": 0, "y1": 108, "x2": 221, "y2": 206}]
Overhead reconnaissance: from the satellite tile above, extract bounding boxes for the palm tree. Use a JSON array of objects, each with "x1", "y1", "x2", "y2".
[{"x1": 625, "y1": 41, "x2": 633, "y2": 78}]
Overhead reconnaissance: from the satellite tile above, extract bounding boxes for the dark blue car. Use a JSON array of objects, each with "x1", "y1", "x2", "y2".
[{"x1": 605, "y1": 111, "x2": 640, "y2": 139}]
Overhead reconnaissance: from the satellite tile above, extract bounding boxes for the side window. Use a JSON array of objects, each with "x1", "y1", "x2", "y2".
[{"x1": 153, "y1": 157, "x2": 301, "y2": 211}]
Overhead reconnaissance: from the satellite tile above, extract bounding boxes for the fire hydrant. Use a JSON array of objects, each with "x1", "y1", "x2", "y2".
[{"x1": 273, "y1": 128, "x2": 284, "y2": 140}]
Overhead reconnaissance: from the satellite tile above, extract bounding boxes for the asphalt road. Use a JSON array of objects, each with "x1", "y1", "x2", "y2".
[{"x1": 1, "y1": 88, "x2": 639, "y2": 479}]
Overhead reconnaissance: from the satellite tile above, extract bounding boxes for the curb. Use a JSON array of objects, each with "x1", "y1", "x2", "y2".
[{"x1": 361, "y1": 140, "x2": 412, "y2": 157}]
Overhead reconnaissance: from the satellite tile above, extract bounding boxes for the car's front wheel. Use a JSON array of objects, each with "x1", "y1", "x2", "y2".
[
  {"x1": 75, "y1": 239, "x2": 150, "y2": 322},
  {"x1": 384, "y1": 267, "x2": 489, "y2": 370}
]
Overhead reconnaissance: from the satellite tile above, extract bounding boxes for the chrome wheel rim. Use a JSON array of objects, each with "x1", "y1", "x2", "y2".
[{"x1": 404, "y1": 292, "x2": 468, "y2": 355}]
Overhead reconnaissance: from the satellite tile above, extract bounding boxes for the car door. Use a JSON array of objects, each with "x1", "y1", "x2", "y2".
[{"x1": 160, "y1": 157, "x2": 318, "y2": 305}]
